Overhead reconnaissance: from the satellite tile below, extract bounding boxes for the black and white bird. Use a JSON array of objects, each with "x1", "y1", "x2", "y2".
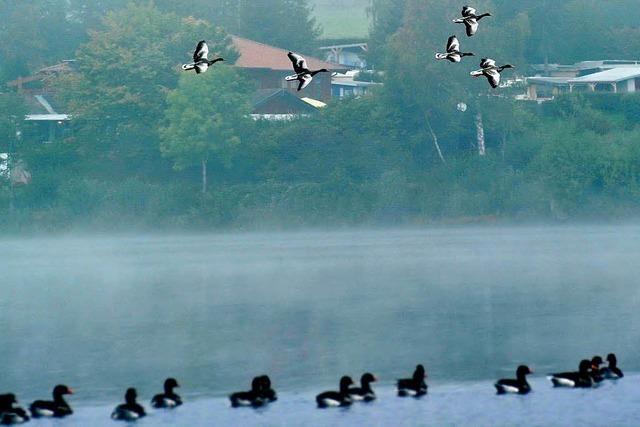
[
  {"x1": 453, "y1": 6, "x2": 492, "y2": 37},
  {"x1": 495, "y1": 365, "x2": 533, "y2": 395},
  {"x1": 0, "y1": 394, "x2": 30, "y2": 425},
  {"x1": 548, "y1": 360, "x2": 593, "y2": 388},
  {"x1": 348, "y1": 373, "x2": 377, "y2": 402},
  {"x1": 285, "y1": 52, "x2": 329, "y2": 92},
  {"x1": 435, "y1": 36, "x2": 475, "y2": 63},
  {"x1": 316, "y1": 376, "x2": 354, "y2": 408},
  {"x1": 258, "y1": 375, "x2": 277, "y2": 402},
  {"x1": 229, "y1": 377, "x2": 266, "y2": 408},
  {"x1": 601, "y1": 353, "x2": 624, "y2": 380},
  {"x1": 29, "y1": 385, "x2": 74, "y2": 418},
  {"x1": 182, "y1": 40, "x2": 224, "y2": 74},
  {"x1": 590, "y1": 356, "x2": 605, "y2": 384},
  {"x1": 470, "y1": 58, "x2": 514, "y2": 88},
  {"x1": 111, "y1": 388, "x2": 146, "y2": 422},
  {"x1": 151, "y1": 378, "x2": 182, "y2": 409},
  {"x1": 397, "y1": 364, "x2": 428, "y2": 397}
]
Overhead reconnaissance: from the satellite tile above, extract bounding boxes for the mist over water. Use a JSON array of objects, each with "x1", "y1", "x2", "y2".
[{"x1": 2, "y1": 225, "x2": 640, "y2": 424}]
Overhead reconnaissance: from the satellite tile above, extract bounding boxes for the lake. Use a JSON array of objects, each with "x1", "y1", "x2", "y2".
[{"x1": 1, "y1": 226, "x2": 639, "y2": 425}]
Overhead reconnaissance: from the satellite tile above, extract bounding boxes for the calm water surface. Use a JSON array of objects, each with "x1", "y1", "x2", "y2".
[{"x1": 1, "y1": 226, "x2": 639, "y2": 425}]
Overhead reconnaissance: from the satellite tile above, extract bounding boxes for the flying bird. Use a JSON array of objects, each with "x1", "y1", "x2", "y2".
[
  {"x1": 285, "y1": 52, "x2": 329, "y2": 91},
  {"x1": 470, "y1": 58, "x2": 514, "y2": 88},
  {"x1": 181, "y1": 40, "x2": 224, "y2": 74},
  {"x1": 435, "y1": 35, "x2": 474, "y2": 62},
  {"x1": 453, "y1": 6, "x2": 492, "y2": 37}
]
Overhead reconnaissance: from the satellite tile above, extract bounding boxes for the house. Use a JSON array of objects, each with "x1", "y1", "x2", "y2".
[
  {"x1": 23, "y1": 94, "x2": 71, "y2": 143},
  {"x1": 6, "y1": 61, "x2": 73, "y2": 143},
  {"x1": 530, "y1": 60, "x2": 640, "y2": 78},
  {"x1": 331, "y1": 70, "x2": 381, "y2": 98},
  {"x1": 524, "y1": 60, "x2": 640, "y2": 101},
  {"x1": 7, "y1": 60, "x2": 75, "y2": 93},
  {"x1": 566, "y1": 68, "x2": 640, "y2": 94},
  {"x1": 250, "y1": 88, "x2": 325, "y2": 121},
  {"x1": 231, "y1": 35, "x2": 345, "y2": 104},
  {"x1": 319, "y1": 42, "x2": 368, "y2": 69}
]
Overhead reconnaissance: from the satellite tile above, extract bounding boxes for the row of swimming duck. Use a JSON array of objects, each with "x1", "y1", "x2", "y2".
[
  {"x1": 496, "y1": 353, "x2": 624, "y2": 394},
  {"x1": 0, "y1": 379, "x2": 182, "y2": 424},
  {"x1": 0, "y1": 355, "x2": 623, "y2": 424},
  {"x1": 435, "y1": 6, "x2": 515, "y2": 89}
]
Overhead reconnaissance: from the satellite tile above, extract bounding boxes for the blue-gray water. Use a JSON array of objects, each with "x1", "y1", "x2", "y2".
[{"x1": 1, "y1": 226, "x2": 639, "y2": 426}]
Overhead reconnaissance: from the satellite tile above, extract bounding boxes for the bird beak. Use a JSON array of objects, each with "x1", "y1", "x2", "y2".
[{"x1": 68, "y1": 388, "x2": 75, "y2": 395}]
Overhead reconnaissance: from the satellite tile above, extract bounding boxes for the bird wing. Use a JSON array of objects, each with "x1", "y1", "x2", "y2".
[
  {"x1": 288, "y1": 52, "x2": 308, "y2": 73},
  {"x1": 485, "y1": 69, "x2": 501, "y2": 88},
  {"x1": 298, "y1": 74, "x2": 313, "y2": 91},
  {"x1": 446, "y1": 36, "x2": 460, "y2": 53},
  {"x1": 465, "y1": 19, "x2": 478, "y2": 36},
  {"x1": 193, "y1": 41, "x2": 208, "y2": 62},
  {"x1": 448, "y1": 53, "x2": 462, "y2": 63},
  {"x1": 194, "y1": 63, "x2": 209, "y2": 74},
  {"x1": 462, "y1": 6, "x2": 476, "y2": 17},
  {"x1": 480, "y1": 58, "x2": 496, "y2": 68}
]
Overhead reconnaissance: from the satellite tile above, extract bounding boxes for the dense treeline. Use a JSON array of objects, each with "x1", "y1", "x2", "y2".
[{"x1": 2, "y1": 1, "x2": 640, "y2": 231}]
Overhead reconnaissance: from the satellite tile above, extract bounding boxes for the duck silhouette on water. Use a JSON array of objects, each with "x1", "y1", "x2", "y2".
[
  {"x1": 29, "y1": 385, "x2": 74, "y2": 418},
  {"x1": 111, "y1": 388, "x2": 146, "y2": 421}
]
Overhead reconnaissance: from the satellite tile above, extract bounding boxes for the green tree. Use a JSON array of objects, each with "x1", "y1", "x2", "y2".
[
  {"x1": 238, "y1": 0, "x2": 322, "y2": 53},
  {"x1": 160, "y1": 66, "x2": 252, "y2": 194},
  {"x1": 0, "y1": 93, "x2": 28, "y2": 153},
  {"x1": 367, "y1": 0, "x2": 407, "y2": 68},
  {"x1": 57, "y1": 3, "x2": 236, "y2": 178}
]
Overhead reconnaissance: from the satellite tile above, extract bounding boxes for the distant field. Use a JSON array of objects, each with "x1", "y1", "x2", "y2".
[{"x1": 311, "y1": 0, "x2": 370, "y2": 39}]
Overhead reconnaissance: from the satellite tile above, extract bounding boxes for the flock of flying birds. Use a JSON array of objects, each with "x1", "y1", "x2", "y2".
[
  {"x1": 181, "y1": 40, "x2": 328, "y2": 92},
  {"x1": 435, "y1": 6, "x2": 515, "y2": 88},
  {"x1": 181, "y1": 6, "x2": 514, "y2": 92}
]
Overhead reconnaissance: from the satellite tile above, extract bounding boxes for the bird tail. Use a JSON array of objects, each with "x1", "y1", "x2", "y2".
[
  {"x1": 181, "y1": 63, "x2": 195, "y2": 71},
  {"x1": 435, "y1": 53, "x2": 448, "y2": 60},
  {"x1": 285, "y1": 74, "x2": 300, "y2": 81},
  {"x1": 453, "y1": 18, "x2": 465, "y2": 23},
  {"x1": 470, "y1": 70, "x2": 484, "y2": 77}
]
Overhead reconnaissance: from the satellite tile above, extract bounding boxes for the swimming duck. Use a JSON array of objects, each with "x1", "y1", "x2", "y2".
[
  {"x1": 435, "y1": 35, "x2": 474, "y2": 63},
  {"x1": 29, "y1": 384, "x2": 74, "y2": 418},
  {"x1": 111, "y1": 388, "x2": 146, "y2": 421},
  {"x1": 229, "y1": 377, "x2": 266, "y2": 408},
  {"x1": 151, "y1": 378, "x2": 182, "y2": 409},
  {"x1": 453, "y1": 6, "x2": 492, "y2": 37},
  {"x1": 470, "y1": 58, "x2": 514, "y2": 88},
  {"x1": 397, "y1": 364, "x2": 428, "y2": 397},
  {"x1": 316, "y1": 376, "x2": 354, "y2": 408},
  {"x1": 548, "y1": 360, "x2": 593, "y2": 388},
  {"x1": 601, "y1": 353, "x2": 624, "y2": 379},
  {"x1": 181, "y1": 40, "x2": 224, "y2": 74},
  {"x1": 285, "y1": 52, "x2": 329, "y2": 91},
  {"x1": 349, "y1": 373, "x2": 377, "y2": 402},
  {"x1": 590, "y1": 356, "x2": 605, "y2": 384},
  {"x1": 259, "y1": 375, "x2": 277, "y2": 402},
  {"x1": 0, "y1": 394, "x2": 29, "y2": 425},
  {"x1": 495, "y1": 365, "x2": 532, "y2": 394}
]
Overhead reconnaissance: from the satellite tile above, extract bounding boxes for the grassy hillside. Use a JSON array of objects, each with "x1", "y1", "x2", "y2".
[{"x1": 311, "y1": 0, "x2": 370, "y2": 39}]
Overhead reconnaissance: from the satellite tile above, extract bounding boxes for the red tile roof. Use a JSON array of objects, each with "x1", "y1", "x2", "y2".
[{"x1": 230, "y1": 36, "x2": 344, "y2": 71}]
